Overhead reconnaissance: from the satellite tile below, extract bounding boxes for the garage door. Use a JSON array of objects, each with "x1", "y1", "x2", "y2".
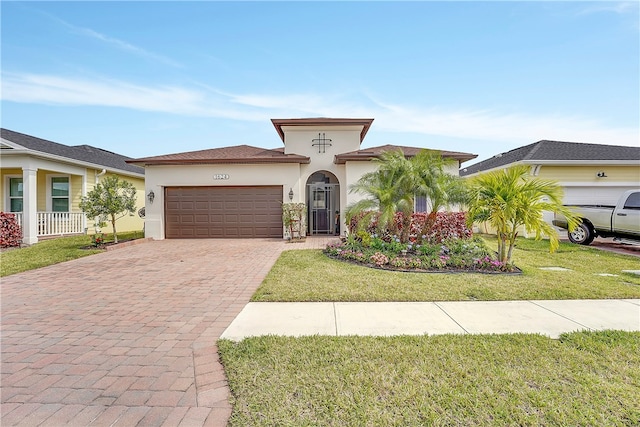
[
  {"x1": 165, "y1": 186, "x2": 283, "y2": 238},
  {"x1": 563, "y1": 186, "x2": 633, "y2": 206}
]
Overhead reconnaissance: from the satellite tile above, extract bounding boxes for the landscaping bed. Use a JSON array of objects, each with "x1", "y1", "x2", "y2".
[{"x1": 325, "y1": 235, "x2": 521, "y2": 274}]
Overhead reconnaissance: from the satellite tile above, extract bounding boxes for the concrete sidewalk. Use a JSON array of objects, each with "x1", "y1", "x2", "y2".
[{"x1": 221, "y1": 299, "x2": 640, "y2": 340}]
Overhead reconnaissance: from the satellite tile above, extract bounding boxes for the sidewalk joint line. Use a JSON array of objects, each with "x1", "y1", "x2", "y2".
[
  {"x1": 191, "y1": 346, "x2": 201, "y2": 407},
  {"x1": 527, "y1": 300, "x2": 593, "y2": 332},
  {"x1": 333, "y1": 302, "x2": 338, "y2": 336},
  {"x1": 434, "y1": 302, "x2": 469, "y2": 334}
]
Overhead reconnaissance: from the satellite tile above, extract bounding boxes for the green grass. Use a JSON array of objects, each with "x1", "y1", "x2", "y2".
[
  {"x1": 219, "y1": 331, "x2": 640, "y2": 426},
  {"x1": 0, "y1": 231, "x2": 144, "y2": 277},
  {"x1": 253, "y1": 237, "x2": 640, "y2": 301}
]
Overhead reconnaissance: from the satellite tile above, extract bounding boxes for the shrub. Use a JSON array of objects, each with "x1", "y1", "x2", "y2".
[
  {"x1": 0, "y1": 213, "x2": 22, "y2": 248},
  {"x1": 354, "y1": 211, "x2": 473, "y2": 245},
  {"x1": 421, "y1": 212, "x2": 472, "y2": 244}
]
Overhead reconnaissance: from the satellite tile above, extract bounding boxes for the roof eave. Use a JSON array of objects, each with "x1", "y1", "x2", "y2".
[
  {"x1": 2, "y1": 147, "x2": 145, "y2": 178},
  {"x1": 271, "y1": 118, "x2": 375, "y2": 143},
  {"x1": 127, "y1": 157, "x2": 311, "y2": 166}
]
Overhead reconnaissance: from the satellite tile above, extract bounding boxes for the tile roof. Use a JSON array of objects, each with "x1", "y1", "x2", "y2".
[
  {"x1": 128, "y1": 145, "x2": 310, "y2": 165},
  {"x1": 334, "y1": 144, "x2": 478, "y2": 164},
  {"x1": 1, "y1": 128, "x2": 144, "y2": 176},
  {"x1": 460, "y1": 140, "x2": 640, "y2": 176}
]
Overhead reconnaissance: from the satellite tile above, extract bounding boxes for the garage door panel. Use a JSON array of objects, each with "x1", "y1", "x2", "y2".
[{"x1": 165, "y1": 186, "x2": 282, "y2": 238}]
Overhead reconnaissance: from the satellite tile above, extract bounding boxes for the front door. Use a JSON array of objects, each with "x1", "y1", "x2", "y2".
[{"x1": 308, "y1": 183, "x2": 339, "y2": 235}]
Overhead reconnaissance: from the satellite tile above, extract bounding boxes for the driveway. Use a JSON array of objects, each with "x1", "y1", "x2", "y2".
[{"x1": 1, "y1": 238, "x2": 334, "y2": 426}]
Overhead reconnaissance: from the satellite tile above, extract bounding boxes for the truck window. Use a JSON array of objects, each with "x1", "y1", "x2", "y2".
[{"x1": 623, "y1": 192, "x2": 640, "y2": 210}]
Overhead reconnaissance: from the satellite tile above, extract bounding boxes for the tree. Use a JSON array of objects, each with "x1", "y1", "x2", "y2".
[
  {"x1": 466, "y1": 165, "x2": 581, "y2": 263},
  {"x1": 410, "y1": 149, "x2": 468, "y2": 214},
  {"x1": 346, "y1": 149, "x2": 466, "y2": 243},
  {"x1": 346, "y1": 150, "x2": 413, "y2": 240},
  {"x1": 80, "y1": 175, "x2": 137, "y2": 244}
]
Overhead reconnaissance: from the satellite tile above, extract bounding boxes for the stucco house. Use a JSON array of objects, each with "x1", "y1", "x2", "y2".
[
  {"x1": 1, "y1": 129, "x2": 146, "y2": 244},
  {"x1": 128, "y1": 118, "x2": 477, "y2": 240},
  {"x1": 460, "y1": 140, "x2": 640, "y2": 205}
]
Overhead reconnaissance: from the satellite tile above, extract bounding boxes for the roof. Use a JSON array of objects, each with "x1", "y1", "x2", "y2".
[
  {"x1": 271, "y1": 118, "x2": 374, "y2": 143},
  {"x1": 460, "y1": 140, "x2": 640, "y2": 176},
  {"x1": 334, "y1": 144, "x2": 478, "y2": 164},
  {"x1": 128, "y1": 144, "x2": 310, "y2": 166},
  {"x1": 1, "y1": 128, "x2": 144, "y2": 176}
]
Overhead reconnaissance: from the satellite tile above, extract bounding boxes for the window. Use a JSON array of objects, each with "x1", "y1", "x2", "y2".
[
  {"x1": 51, "y1": 177, "x2": 69, "y2": 212},
  {"x1": 9, "y1": 178, "x2": 23, "y2": 212},
  {"x1": 415, "y1": 196, "x2": 427, "y2": 213},
  {"x1": 623, "y1": 192, "x2": 640, "y2": 210}
]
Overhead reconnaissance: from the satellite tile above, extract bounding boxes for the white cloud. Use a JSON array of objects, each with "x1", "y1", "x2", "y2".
[
  {"x1": 577, "y1": 1, "x2": 639, "y2": 16},
  {"x1": 2, "y1": 72, "x2": 638, "y2": 148},
  {"x1": 41, "y1": 10, "x2": 183, "y2": 68}
]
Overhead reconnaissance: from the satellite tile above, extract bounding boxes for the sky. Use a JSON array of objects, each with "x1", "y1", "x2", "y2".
[{"x1": 2, "y1": 1, "x2": 639, "y2": 167}]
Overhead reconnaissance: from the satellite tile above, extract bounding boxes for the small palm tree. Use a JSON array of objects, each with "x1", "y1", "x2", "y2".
[
  {"x1": 411, "y1": 150, "x2": 468, "y2": 214},
  {"x1": 347, "y1": 149, "x2": 467, "y2": 243},
  {"x1": 346, "y1": 150, "x2": 413, "y2": 238},
  {"x1": 467, "y1": 165, "x2": 580, "y2": 263}
]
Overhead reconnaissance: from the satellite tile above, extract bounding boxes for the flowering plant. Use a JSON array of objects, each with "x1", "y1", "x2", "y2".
[
  {"x1": 92, "y1": 233, "x2": 105, "y2": 247},
  {"x1": 370, "y1": 252, "x2": 389, "y2": 267}
]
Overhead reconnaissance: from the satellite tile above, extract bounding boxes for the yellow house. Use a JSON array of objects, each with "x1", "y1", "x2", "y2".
[
  {"x1": 1, "y1": 128, "x2": 145, "y2": 244},
  {"x1": 460, "y1": 140, "x2": 640, "y2": 233}
]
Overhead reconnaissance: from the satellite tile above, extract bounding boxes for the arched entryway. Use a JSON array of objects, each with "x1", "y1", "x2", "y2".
[{"x1": 306, "y1": 171, "x2": 340, "y2": 235}]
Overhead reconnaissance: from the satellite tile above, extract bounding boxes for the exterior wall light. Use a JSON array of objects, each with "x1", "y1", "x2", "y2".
[
  {"x1": 288, "y1": 188, "x2": 294, "y2": 201},
  {"x1": 596, "y1": 171, "x2": 607, "y2": 178},
  {"x1": 147, "y1": 190, "x2": 155, "y2": 203}
]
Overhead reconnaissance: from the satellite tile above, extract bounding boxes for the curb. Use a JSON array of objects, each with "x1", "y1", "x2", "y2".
[{"x1": 105, "y1": 237, "x2": 154, "y2": 251}]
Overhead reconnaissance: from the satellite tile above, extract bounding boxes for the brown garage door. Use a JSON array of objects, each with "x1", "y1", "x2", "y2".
[{"x1": 165, "y1": 186, "x2": 283, "y2": 238}]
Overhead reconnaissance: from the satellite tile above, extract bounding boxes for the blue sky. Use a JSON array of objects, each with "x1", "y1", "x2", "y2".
[{"x1": 2, "y1": 1, "x2": 638, "y2": 166}]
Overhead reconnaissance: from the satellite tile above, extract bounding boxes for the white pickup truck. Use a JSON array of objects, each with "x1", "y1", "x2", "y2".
[{"x1": 553, "y1": 189, "x2": 640, "y2": 245}]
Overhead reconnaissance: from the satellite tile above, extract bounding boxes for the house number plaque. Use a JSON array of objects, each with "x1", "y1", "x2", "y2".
[{"x1": 213, "y1": 174, "x2": 230, "y2": 180}]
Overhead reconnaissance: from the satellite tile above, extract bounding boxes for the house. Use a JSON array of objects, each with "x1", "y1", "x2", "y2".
[
  {"x1": 460, "y1": 140, "x2": 640, "y2": 206},
  {"x1": 128, "y1": 118, "x2": 477, "y2": 240},
  {"x1": 1, "y1": 129, "x2": 146, "y2": 244}
]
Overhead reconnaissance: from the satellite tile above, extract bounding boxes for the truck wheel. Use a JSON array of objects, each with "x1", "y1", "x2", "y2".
[{"x1": 568, "y1": 223, "x2": 595, "y2": 245}]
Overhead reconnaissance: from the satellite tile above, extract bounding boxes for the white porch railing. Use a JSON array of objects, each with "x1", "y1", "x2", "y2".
[
  {"x1": 10, "y1": 212, "x2": 86, "y2": 237},
  {"x1": 13, "y1": 212, "x2": 23, "y2": 230}
]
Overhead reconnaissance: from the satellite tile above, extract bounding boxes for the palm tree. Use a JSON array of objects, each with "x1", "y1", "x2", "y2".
[
  {"x1": 410, "y1": 150, "x2": 468, "y2": 214},
  {"x1": 346, "y1": 150, "x2": 413, "y2": 238},
  {"x1": 466, "y1": 165, "x2": 581, "y2": 263},
  {"x1": 347, "y1": 149, "x2": 467, "y2": 243}
]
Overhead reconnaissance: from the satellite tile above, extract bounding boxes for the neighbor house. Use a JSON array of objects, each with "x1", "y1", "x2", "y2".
[
  {"x1": 1, "y1": 129, "x2": 146, "y2": 244},
  {"x1": 128, "y1": 118, "x2": 477, "y2": 240},
  {"x1": 461, "y1": 140, "x2": 640, "y2": 204},
  {"x1": 460, "y1": 140, "x2": 640, "y2": 229}
]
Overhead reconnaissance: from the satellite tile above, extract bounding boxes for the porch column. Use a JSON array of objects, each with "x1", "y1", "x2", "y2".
[{"x1": 22, "y1": 167, "x2": 38, "y2": 245}]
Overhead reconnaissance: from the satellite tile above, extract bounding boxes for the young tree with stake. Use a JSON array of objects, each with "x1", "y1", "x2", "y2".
[{"x1": 80, "y1": 175, "x2": 137, "y2": 244}]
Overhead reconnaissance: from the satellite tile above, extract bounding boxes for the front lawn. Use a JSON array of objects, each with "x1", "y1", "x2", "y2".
[
  {"x1": 253, "y1": 237, "x2": 640, "y2": 301},
  {"x1": 219, "y1": 330, "x2": 640, "y2": 426},
  {"x1": 0, "y1": 231, "x2": 144, "y2": 277}
]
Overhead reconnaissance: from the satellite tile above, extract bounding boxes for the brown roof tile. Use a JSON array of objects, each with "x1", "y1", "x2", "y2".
[
  {"x1": 334, "y1": 144, "x2": 477, "y2": 164},
  {"x1": 128, "y1": 144, "x2": 310, "y2": 166}
]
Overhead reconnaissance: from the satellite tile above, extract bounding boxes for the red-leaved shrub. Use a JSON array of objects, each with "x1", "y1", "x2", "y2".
[
  {"x1": 350, "y1": 210, "x2": 472, "y2": 244},
  {"x1": 0, "y1": 212, "x2": 22, "y2": 248}
]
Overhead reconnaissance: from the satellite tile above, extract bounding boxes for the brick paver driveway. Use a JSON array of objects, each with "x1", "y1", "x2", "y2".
[{"x1": 1, "y1": 238, "x2": 316, "y2": 426}]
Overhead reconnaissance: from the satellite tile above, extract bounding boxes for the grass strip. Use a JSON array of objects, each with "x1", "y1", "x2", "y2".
[{"x1": 219, "y1": 331, "x2": 640, "y2": 426}]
